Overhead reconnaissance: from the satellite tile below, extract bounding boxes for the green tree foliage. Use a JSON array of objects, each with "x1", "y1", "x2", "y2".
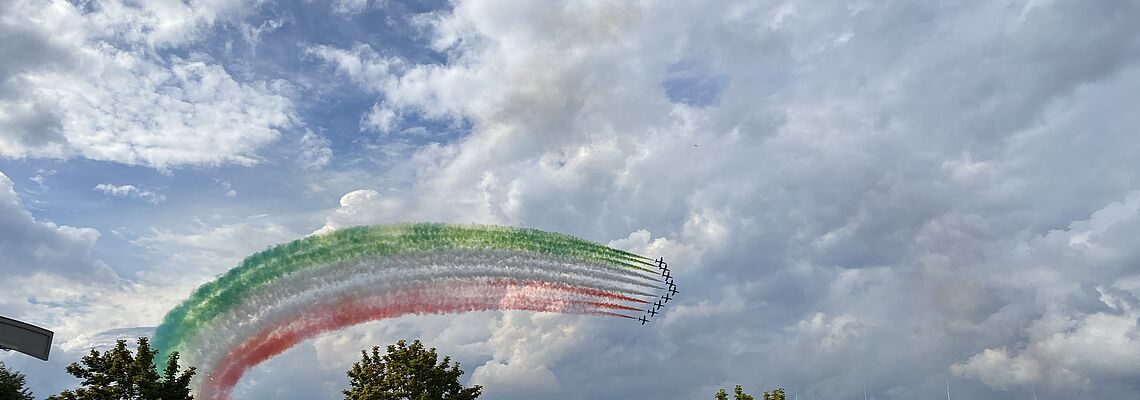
[
  {"x1": 715, "y1": 385, "x2": 753, "y2": 400},
  {"x1": 715, "y1": 385, "x2": 785, "y2": 400},
  {"x1": 48, "y1": 337, "x2": 195, "y2": 400},
  {"x1": 763, "y1": 388, "x2": 786, "y2": 400},
  {"x1": 344, "y1": 339, "x2": 481, "y2": 400},
  {"x1": 0, "y1": 361, "x2": 34, "y2": 400}
]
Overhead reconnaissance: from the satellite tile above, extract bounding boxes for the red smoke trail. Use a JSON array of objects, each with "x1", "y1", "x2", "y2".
[{"x1": 200, "y1": 278, "x2": 642, "y2": 400}]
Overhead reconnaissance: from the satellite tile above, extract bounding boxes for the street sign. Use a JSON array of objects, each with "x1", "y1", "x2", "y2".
[{"x1": 0, "y1": 316, "x2": 53, "y2": 361}]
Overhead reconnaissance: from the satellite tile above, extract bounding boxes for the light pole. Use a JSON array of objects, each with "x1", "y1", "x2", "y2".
[{"x1": 0, "y1": 316, "x2": 53, "y2": 361}]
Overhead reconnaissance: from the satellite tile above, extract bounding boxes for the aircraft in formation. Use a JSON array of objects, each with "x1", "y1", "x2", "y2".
[{"x1": 639, "y1": 257, "x2": 678, "y2": 325}]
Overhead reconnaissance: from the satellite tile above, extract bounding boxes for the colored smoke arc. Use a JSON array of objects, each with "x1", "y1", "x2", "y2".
[{"x1": 151, "y1": 223, "x2": 666, "y2": 400}]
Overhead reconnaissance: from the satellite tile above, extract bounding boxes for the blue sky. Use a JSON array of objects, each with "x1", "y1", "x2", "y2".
[{"x1": 4, "y1": 1, "x2": 1140, "y2": 399}]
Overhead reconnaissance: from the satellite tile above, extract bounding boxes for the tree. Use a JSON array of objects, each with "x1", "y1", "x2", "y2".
[
  {"x1": 715, "y1": 385, "x2": 784, "y2": 400},
  {"x1": 48, "y1": 337, "x2": 195, "y2": 400},
  {"x1": 344, "y1": 339, "x2": 481, "y2": 400},
  {"x1": 715, "y1": 385, "x2": 753, "y2": 400},
  {"x1": 764, "y1": 388, "x2": 786, "y2": 400},
  {"x1": 0, "y1": 361, "x2": 34, "y2": 400}
]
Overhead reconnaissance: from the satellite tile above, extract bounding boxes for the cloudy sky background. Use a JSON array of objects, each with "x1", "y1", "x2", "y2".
[{"x1": 3, "y1": 0, "x2": 1140, "y2": 398}]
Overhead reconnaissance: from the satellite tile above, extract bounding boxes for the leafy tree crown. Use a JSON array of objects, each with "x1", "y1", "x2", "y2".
[
  {"x1": 715, "y1": 385, "x2": 785, "y2": 400},
  {"x1": 0, "y1": 361, "x2": 35, "y2": 400},
  {"x1": 47, "y1": 337, "x2": 195, "y2": 400},
  {"x1": 344, "y1": 339, "x2": 481, "y2": 400}
]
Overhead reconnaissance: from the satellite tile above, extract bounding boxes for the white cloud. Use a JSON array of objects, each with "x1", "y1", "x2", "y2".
[
  {"x1": 362, "y1": 102, "x2": 400, "y2": 133},
  {"x1": 330, "y1": 0, "x2": 386, "y2": 16},
  {"x1": 29, "y1": 175, "x2": 46, "y2": 188},
  {"x1": 312, "y1": 189, "x2": 406, "y2": 235},
  {"x1": 93, "y1": 183, "x2": 166, "y2": 204},
  {"x1": 303, "y1": 0, "x2": 1140, "y2": 398},
  {"x1": 3, "y1": 217, "x2": 303, "y2": 351},
  {"x1": 239, "y1": 16, "x2": 287, "y2": 50},
  {"x1": 133, "y1": 220, "x2": 300, "y2": 275},
  {"x1": 298, "y1": 131, "x2": 333, "y2": 170},
  {"x1": 304, "y1": 44, "x2": 405, "y2": 93},
  {"x1": 468, "y1": 313, "x2": 575, "y2": 396},
  {"x1": 0, "y1": 0, "x2": 296, "y2": 170},
  {"x1": 949, "y1": 192, "x2": 1140, "y2": 391},
  {"x1": 0, "y1": 170, "x2": 153, "y2": 358},
  {"x1": 0, "y1": 171, "x2": 116, "y2": 282},
  {"x1": 303, "y1": 44, "x2": 408, "y2": 133},
  {"x1": 215, "y1": 178, "x2": 238, "y2": 197},
  {"x1": 6, "y1": 0, "x2": 1140, "y2": 398}
]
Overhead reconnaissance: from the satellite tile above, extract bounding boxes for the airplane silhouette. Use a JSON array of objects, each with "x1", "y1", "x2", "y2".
[
  {"x1": 638, "y1": 316, "x2": 649, "y2": 325},
  {"x1": 654, "y1": 300, "x2": 664, "y2": 310},
  {"x1": 662, "y1": 293, "x2": 673, "y2": 303},
  {"x1": 666, "y1": 279, "x2": 676, "y2": 289},
  {"x1": 668, "y1": 286, "x2": 678, "y2": 296},
  {"x1": 647, "y1": 308, "x2": 658, "y2": 317},
  {"x1": 662, "y1": 270, "x2": 672, "y2": 280}
]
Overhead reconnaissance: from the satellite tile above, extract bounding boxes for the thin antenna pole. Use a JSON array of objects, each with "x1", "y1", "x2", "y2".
[
  {"x1": 946, "y1": 377, "x2": 951, "y2": 400},
  {"x1": 794, "y1": 384, "x2": 798, "y2": 400},
  {"x1": 863, "y1": 383, "x2": 868, "y2": 400},
  {"x1": 1032, "y1": 385, "x2": 1037, "y2": 400}
]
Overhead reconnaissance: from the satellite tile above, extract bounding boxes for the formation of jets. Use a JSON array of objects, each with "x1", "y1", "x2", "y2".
[{"x1": 639, "y1": 257, "x2": 678, "y2": 325}]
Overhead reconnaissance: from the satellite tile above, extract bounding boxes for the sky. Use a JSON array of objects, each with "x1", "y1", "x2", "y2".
[{"x1": 2, "y1": 0, "x2": 1140, "y2": 399}]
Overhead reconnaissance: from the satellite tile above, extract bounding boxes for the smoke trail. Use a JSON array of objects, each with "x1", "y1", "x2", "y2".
[
  {"x1": 175, "y1": 250, "x2": 658, "y2": 378},
  {"x1": 154, "y1": 224, "x2": 656, "y2": 354},
  {"x1": 152, "y1": 224, "x2": 665, "y2": 400},
  {"x1": 200, "y1": 278, "x2": 637, "y2": 399}
]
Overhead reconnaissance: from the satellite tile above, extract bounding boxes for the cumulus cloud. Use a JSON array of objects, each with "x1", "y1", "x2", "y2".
[
  {"x1": 6, "y1": 0, "x2": 1140, "y2": 399},
  {"x1": 950, "y1": 192, "x2": 1140, "y2": 391},
  {"x1": 0, "y1": 0, "x2": 295, "y2": 170},
  {"x1": 466, "y1": 312, "x2": 588, "y2": 396},
  {"x1": 302, "y1": 0, "x2": 1140, "y2": 398},
  {"x1": 312, "y1": 189, "x2": 405, "y2": 235}
]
